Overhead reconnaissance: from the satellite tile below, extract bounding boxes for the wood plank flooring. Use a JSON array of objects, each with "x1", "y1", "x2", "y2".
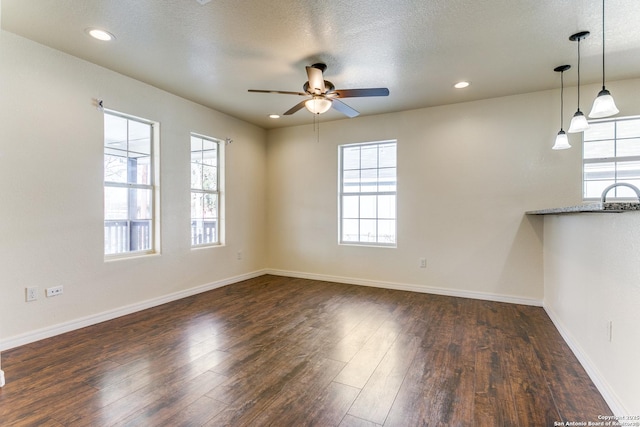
[{"x1": 0, "y1": 275, "x2": 612, "y2": 426}]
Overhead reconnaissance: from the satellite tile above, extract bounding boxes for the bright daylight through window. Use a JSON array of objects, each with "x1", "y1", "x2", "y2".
[
  {"x1": 104, "y1": 111, "x2": 156, "y2": 256},
  {"x1": 583, "y1": 116, "x2": 640, "y2": 199},
  {"x1": 339, "y1": 140, "x2": 397, "y2": 246},
  {"x1": 191, "y1": 134, "x2": 221, "y2": 247}
]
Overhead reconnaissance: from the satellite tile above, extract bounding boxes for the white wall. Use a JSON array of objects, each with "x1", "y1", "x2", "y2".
[
  {"x1": 544, "y1": 213, "x2": 640, "y2": 415},
  {"x1": 265, "y1": 87, "x2": 582, "y2": 303},
  {"x1": 0, "y1": 31, "x2": 267, "y2": 349}
]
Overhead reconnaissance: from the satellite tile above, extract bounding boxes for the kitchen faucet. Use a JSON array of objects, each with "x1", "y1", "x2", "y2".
[{"x1": 600, "y1": 182, "x2": 640, "y2": 203}]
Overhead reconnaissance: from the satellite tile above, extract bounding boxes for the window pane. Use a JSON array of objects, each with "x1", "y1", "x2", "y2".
[
  {"x1": 379, "y1": 167, "x2": 396, "y2": 192},
  {"x1": 343, "y1": 146, "x2": 360, "y2": 170},
  {"x1": 378, "y1": 143, "x2": 396, "y2": 168},
  {"x1": 191, "y1": 192, "x2": 203, "y2": 219},
  {"x1": 378, "y1": 195, "x2": 396, "y2": 219},
  {"x1": 104, "y1": 151, "x2": 128, "y2": 183},
  {"x1": 130, "y1": 220, "x2": 151, "y2": 252},
  {"x1": 584, "y1": 140, "x2": 614, "y2": 159},
  {"x1": 342, "y1": 219, "x2": 359, "y2": 242},
  {"x1": 129, "y1": 120, "x2": 150, "y2": 149},
  {"x1": 131, "y1": 188, "x2": 153, "y2": 220},
  {"x1": 191, "y1": 136, "x2": 203, "y2": 152},
  {"x1": 132, "y1": 155, "x2": 151, "y2": 185},
  {"x1": 361, "y1": 169, "x2": 378, "y2": 192},
  {"x1": 360, "y1": 195, "x2": 377, "y2": 219},
  {"x1": 617, "y1": 138, "x2": 640, "y2": 157},
  {"x1": 202, "y1": 148, "x2": 217, "y2": 166},
  {"x1": 617, "y1": 161, "x2": 640, "y2": 180},
  {"x1": 584, "y1": 180, "x2": 614, "y2": 199},
  {"x1": 203, "y1": 194, "x2": 218, "y2": 218},
  {"x1": 104, "y1": 114, "x2": 127, "y2": 149},
  {"x1": 191, "y1": 162, "x2": 202, "y2": 190},
  {"x1": 361, "y1": 146, "x2": 378, "y2": 169},
  {"x1": 378, "y1": 219, "x2": 396, "y2": 244},
  {"x1": 584, "y1": 121, "x2": 615, "y2": 141},
  {"x1": 343, "y1": 195, "x2": 359, "y2": 218},
  {"x1": 359, "y1": 219, "x2": 377, "y2": 242},
  {"x1": 104, "y1": 221, "x2": 129, "y2": 255},
  {"x1": 192, "y1": 219, "x2": 217, "y2": 246},
  {"x1": 584, "y1": 162, "x2": 615, "y2": 180},
  {"x1": 202, "y1": 165, "x2": 217, "y2": 191},
  {"x1": 343, "y1": 170, "x2": 360, "y2": 193},
  {"x1": 105, "y1": 186, "x2": 128, "y2": 220},
  {"x1": 617, "y1": 119, "x2": 640, "y2": 139}
]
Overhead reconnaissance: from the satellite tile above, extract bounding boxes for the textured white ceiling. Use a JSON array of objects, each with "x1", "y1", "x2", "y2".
[{"x1": 3, "y1": 0, "x2": 640, "y2": 129}]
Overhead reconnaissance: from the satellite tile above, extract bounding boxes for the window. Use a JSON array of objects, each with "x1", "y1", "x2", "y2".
[
  {"x1": 583, "y1": 116, "x2": 640, "y2": 200},
  {"x1": 104, "y1": 111, "x2": 157, "y2": 256},
  {"x1": 339, "y1": 140, "x2": 397, "y2": 246},
  {"x1": 191, "y1": 134, "x2": 221, "y2": 247}
]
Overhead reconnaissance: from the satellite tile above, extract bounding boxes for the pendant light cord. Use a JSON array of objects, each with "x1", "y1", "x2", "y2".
[
  {"x1": 601, "y1": 0, "x2": 606, "y2": 90},
  {"x1": 577, "y1": 38, "x2": 581, "y2": 109},
  {"x1": 560, "y1": 70, "x2": 564, "y2": 129}
]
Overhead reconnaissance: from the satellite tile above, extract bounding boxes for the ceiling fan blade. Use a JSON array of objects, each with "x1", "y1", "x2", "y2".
[
  {"x1": 248, "y1": 89, "x2": 307, "y2": 96},
  {"x1": 334, "y1": 88, "x2": 389, "y2": 98},
  {"x1": 331, "y1": 99, "x2": 359, "y2": 118},
  {"x1": 306, "y1": 66, "x2": 326, "y2": 94},
  {"x1": 283, "y1": 100, "x2": 308, "y2": 115}
]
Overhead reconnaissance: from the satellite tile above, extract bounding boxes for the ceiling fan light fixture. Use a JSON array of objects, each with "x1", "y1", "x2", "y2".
[{"x1": 305, "y1": 96, "x2": 332, "y2": 115}]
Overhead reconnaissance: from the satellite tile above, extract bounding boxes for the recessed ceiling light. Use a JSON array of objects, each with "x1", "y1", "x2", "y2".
[
  {"x1": 269, "y1": 114, "x2": 280, "y2": 119},
  {"x1": 454, "y1": 81, "x2": 470, "y2": 89},
  {"x1": 86, "y1": 28, "x2": 115, "y2": 41}
]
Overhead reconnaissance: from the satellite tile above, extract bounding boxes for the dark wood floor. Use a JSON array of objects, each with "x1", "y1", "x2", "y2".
[{"x1": 1, "y1": 275, "x2": 611, "y2": 426}]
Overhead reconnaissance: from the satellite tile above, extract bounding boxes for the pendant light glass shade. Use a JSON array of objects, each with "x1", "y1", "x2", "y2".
[
  {"x1": 568, "y1": 31, "x2": 590, "y2": 133},
  {"x1": 568, "y1": 111, "x2": 590, "y2": 133},
  {"x1": 589, "y1": 89, "x2": 619, "y2": 118},
  {"x1": 552, "y1": 130, "x2": 571, "y2": 150},
  {"x1": 305, "y1": 96, "x2": 332, "y2": 114},
  {"x1": 589, "y1": 0, "x2": 618, "y2": 118}
]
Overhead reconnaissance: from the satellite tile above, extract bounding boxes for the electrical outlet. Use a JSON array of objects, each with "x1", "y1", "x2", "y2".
[
  {"x1": 607, "y1": 320, "x2": 613, "y2": 342},
  {"x1": 46, "y1": 286, "x2": 64, "y2": 297},
  {"x1": 26, "y1": 287, "x2": 38, "y2": 302},
  {"x1": 419, "y1": 258, "x2": 427, "y2": 268},
  {"x1": 237, "y1": 250, "x2": 243, "y2": 260}
]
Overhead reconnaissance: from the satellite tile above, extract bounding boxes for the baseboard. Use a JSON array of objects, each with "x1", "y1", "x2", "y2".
[
  {"x1": 543, "y1": 304, "x2": 627, "y2": 416},
  {"x1": 265, "y1": 269, "x2": 543, "y2": 307},
  {"x1": 0, "y1": 369, "x2": 5, "y2": 387},
  {"x1": 0, "y1": 269, "x2": 267, "y2": 352}
]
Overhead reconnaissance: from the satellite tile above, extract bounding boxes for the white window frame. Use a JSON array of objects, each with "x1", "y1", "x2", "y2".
[
  {"x1": 339, "y1": 140, "x2": 397, "y2": 247},
  {"x1": 583, "y1": 115, "x2": 640, "y2": 201},
  {"x1": 103, "y1": 110, "x2": 159, "y2": 258},
  {"x1": 190, "y1": 133, "x2": 223, "y2": 248}
]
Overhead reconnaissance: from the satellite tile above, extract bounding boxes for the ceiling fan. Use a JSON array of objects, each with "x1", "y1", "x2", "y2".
[{"x1": 248, "y1": 63, "x2": 389, "y2": 118}]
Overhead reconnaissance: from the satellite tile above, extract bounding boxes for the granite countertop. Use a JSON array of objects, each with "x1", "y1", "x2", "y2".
[{"x1": 526, "y1": 202, "x2": 640, "y2": 215}]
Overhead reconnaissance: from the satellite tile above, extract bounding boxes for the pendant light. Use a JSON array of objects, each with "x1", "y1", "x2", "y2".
[
  {"x1": 553, "y1": 65, "x2": 571, "y2": 150},
  {"x1": 568, "y1": 31, "x2": 590, "y2": 133},
  {"x1": 589, "y1": 0, "x2": 619, "y2": 118}
]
